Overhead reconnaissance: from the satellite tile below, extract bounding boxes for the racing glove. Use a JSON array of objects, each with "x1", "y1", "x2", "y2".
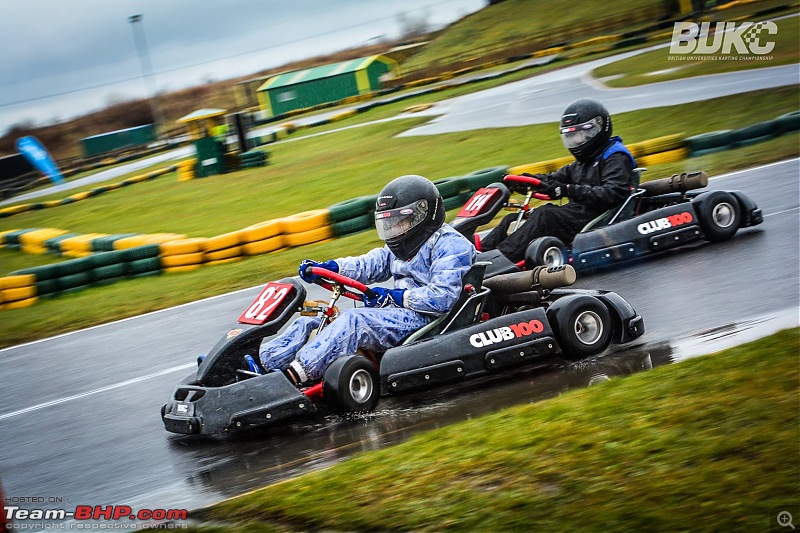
[
  {"x1": 363, "y1": 287, "x2": 406, "y2": 308},
  {"x1": 538, "y1": 180, "x2": 567, "y2": 200},
  {"x1": 298, "y1": 259, "x2": 339, "y2": 283}
]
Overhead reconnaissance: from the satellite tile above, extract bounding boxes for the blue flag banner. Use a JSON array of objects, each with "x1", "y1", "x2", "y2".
[{"x1": 16, "y1": 135, "x2": 65, "y2": 184}]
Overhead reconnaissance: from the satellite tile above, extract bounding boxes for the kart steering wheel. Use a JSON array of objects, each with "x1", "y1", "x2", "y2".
[
  {"x1": 307, "y1": 266, "x2": 378, "y2": 302},
  {"x1": 503, "y1": 174, "x2": 553, "y2": 201}
]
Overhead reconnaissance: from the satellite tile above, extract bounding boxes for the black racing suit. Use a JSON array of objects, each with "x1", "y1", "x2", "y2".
[{"x1": 481, "y1": 138, "x2": 636, "y2": 263}]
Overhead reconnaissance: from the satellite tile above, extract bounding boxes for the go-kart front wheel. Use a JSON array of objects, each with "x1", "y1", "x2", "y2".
[
  {"x1": 546, "y1": 295, "x2": 612, "y2": 361},
  {"x1": 526, "y1": 236, "x2": 567, "y2": 269},
  {"x1": 323, "y1": 355, "x2": 380, "y2": 414}
]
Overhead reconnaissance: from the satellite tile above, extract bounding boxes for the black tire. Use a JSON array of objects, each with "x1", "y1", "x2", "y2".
[
  {"x1": 525, "y1": 236, "x2": 567, "y2": 268},
  {"x1": 547, "y1": 295, "x2": 613, "y2": 361},
  {"x1": 323, "y1": 355, "x2": 380, "y2": 414},
  {"x1": 696, "y1": 191, "x2": 740, "y2": 242}
]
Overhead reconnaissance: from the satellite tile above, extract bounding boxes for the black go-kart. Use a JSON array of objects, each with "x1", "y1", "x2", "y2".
[
  {"x1": 162, "y1": 264, "x2": 644, "y2": 435},
  {"x1": 451, "y1": 170, "x2": 763, "y2": 276}
]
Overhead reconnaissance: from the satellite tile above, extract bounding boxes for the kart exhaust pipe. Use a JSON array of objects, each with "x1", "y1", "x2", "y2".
[
  {"x1": 484, "y1": 265, "x2": 576, "y2": 294},
  {"x1": 640, "y1": 171, "x2": 708, "y2": 196}
]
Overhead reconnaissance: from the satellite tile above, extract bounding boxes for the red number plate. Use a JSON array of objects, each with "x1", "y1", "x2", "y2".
[
  {"x1": 238, "y1": 282, "x2": 293, "y2": 325},
  {"x1": 456, "y1": 187, "x2": 502, "y2": 218}
]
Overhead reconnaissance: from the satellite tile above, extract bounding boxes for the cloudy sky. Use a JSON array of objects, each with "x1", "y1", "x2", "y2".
[{"x1": 0, "y1": 0, "x2": 485, "y2": 135}]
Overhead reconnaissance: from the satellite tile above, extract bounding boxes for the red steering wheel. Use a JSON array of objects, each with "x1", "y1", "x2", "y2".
[
  {"x1": 307, "y1": 266, "x2": 378, "y2": 302},
  {"x1": 503, "y1": 174, "x2": 553, "y2": 201}
]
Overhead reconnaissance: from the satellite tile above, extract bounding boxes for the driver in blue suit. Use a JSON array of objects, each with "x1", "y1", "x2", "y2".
[{"x1": 256, "y1": 175, "x2": 476, "y2": 386}]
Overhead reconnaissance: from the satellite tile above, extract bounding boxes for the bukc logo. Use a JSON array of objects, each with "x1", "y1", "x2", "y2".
[{"x1": 670, "y1": 21, "x2": 777, "y2": 55}]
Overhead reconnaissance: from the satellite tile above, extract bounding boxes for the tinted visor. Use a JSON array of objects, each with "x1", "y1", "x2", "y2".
[
  {"x1": 375, "y1": 199, "x2": 428, "y2": 241},
  {"x1": 560, "y1": 116, "x2": 603, "y2": 150}
]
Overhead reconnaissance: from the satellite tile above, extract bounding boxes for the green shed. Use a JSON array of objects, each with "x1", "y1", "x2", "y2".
[{"x1": 257, "y1": 55, "x2": 398, "y2": 117}]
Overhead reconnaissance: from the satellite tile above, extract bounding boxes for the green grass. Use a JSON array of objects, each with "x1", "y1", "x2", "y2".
[
  {"x1": 193, "y1": 328, "x2": 800, "y2": 532},
  {"x1": 0, "y1": 86, "x2": 797, "y2": 348},
  {"x1": 593, "y1": 13, "x2": 799, "y2": 87}
]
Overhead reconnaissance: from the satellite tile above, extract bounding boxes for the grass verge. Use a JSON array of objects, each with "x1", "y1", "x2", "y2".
[
  {"x1": 0, "y1": 87, "x2": 797, "y2": 348},
  {"x1": 193, "y1": 328, "x2": 800, "y2": 532}
]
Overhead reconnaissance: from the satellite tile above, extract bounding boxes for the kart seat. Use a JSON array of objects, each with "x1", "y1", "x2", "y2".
[
  {"x1": 580, "y1": 168, "x2": 644, "y2": 232},
  {"x1": 403, "y1": 262, "x2": 490, "y2": 345}
]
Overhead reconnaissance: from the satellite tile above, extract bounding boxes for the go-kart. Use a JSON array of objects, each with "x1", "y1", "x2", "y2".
[
  {"x1": 162, "y1": 264, "x2": 644, "y2": 435},
  {"x1": 451, "y1": 170, "x2": 763, "y2": 275}
]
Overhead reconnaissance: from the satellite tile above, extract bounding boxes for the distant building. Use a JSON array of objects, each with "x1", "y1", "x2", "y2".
[{"x1": 256, "y1": 55, "x2": 398, "y2": 118}]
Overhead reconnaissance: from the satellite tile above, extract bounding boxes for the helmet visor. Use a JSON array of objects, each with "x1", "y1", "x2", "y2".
[
  {"x1": 560, "y1": 116, "x2": 603, "y2": 150},
  {"x1": 375, "y1": 199, "x2": 429, "y2": 241}
]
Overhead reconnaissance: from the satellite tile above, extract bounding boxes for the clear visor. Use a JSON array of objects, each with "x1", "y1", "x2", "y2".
[
  {"x1": 375, "y1": 199, "x2": 428, "y2": 241},
  {"x1": 560, "y1": 116, "x2": 603, "y2": 150}
]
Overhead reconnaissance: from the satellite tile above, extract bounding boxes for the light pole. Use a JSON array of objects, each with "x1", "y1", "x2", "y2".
[{"x1": 128, "y1": 14, "x2": 167, "y2": 141}]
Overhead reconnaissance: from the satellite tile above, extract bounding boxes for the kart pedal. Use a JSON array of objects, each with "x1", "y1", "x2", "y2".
[{"x1": 244, "y1": 355, "x2": 263, "y2": 375}]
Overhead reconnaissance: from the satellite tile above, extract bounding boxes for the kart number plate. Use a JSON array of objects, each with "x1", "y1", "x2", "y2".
[
  {"x1": 456, "y1": 187, "x2": 502, "y2": 218},
  {"x1": 239, "y1": 282, "x2": 293, "y2": 325}
]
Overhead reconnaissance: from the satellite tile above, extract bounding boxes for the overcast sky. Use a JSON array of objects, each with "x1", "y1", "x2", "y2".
[{"x1": 0, "y1": 0, "x2": 485, "y2": 136}]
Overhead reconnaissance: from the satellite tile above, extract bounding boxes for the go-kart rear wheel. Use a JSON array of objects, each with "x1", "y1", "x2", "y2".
[
  {"x1": 696, "y1": 191, "x2": 740, "y2": 242},
  {"x1": 323, "y1": 355, "x2": 380, "y2": 414},
  {"x1": 546, "y1": 295, "x2": 612, "y2": 361},
  {"x1": 525, "y1": 236, "x2": 567, "y2": 269}
]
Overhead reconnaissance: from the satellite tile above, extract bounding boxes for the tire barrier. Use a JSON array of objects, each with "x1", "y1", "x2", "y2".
[
  {"x1": 637, "y1": 147, "x2": 690, "y2": 167},
  {"x1": 461, "y1": 166, "x2": 510, "y2": 192},
  {"x1": 627, "y1": 134, "x2": 685, "y2": 159},
  {"x1": 159, "y1": 238, "x2": 207, "y2": 273},
  {"x1": 0, "y1": 165, "x2": 178, "y2": 220},
  {"x1": 238, "y1": 150, "x2": 269, "y2": 169},
  {"x1": 0, "y1": 273, "x2": 38, "y2": 309}
]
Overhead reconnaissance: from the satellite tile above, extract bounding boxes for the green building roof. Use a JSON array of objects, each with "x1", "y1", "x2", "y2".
[{"x1": 259, "y1": 55, "x2": 394, "y2": 91}]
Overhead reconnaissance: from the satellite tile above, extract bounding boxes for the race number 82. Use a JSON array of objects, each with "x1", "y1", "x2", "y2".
[{"x1": 238, "y1": 283, "x2": 293, "y2": 325}]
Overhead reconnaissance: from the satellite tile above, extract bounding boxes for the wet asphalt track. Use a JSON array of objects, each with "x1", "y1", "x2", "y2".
[{"x1": 0, "y1": 158, "x2": 797, "y2": 525}]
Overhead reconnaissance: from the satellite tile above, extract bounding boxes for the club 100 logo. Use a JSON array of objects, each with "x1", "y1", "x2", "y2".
[{"x1": 669, "y1": 21, "x2": 777, "y2": 59}]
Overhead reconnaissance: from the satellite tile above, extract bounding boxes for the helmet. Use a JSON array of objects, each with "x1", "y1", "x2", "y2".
[
  {"x1": 375, "y1": 175, "x2": 445, "y2": 260},
  {"x1": 560, "y1": 98, "x2": 612, "y2": 162}
]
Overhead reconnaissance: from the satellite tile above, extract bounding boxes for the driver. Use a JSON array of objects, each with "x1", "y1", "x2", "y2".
[
  {"x1": 480, "y1": 98, "x2": 636, "y2": 262},
  {"x1": 256, "y1": 174, "x2": 476, "y2": 386}
]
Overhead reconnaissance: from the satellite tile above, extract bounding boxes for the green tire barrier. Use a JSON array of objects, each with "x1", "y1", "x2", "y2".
[
  {"x1": 328, "y1": 196, "x2": 376, "y2": 223},
  {"x1": 333, "y1": 213, "x2": 374, "y2": 237},
  {"x1": 44, "y1": 233, "x2": 80, "y2": 255},
  {"x1": 91, "y1": 234, "x2": 138, "y2": 252},
  {"x1": 443, "y1": 194, "x2": 466, "y2": 211},
  {"x1": 3, "y1": 229, "x2": 39, "y2": 249},
  {"x1": 433, "y1": 177, "x2": 462, "y2": 198},
  {"x1": 238, "y1": 150, "x2": 269, "y2": 168},
  {"x1": 777, "y1": 111, "x2": 800, "y2": 133},
  {"x1": 461, "y1": 166, "x2": 509, "y2": 192},
  {"x1": 121, "y1": 244, "x2": 160, "y2": 262},
  {"x1": 685, "y1": 130, "x2": 734, "y2": 153},
  {"x1": 731, "y1": 120, "x2": 780, "y2": 146},
  {"x1": 128, "y1": 257, "x2": 161, "y2": 277}
]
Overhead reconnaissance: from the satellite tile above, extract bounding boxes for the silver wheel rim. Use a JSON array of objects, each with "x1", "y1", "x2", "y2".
[
  {"x1": 543, "y1": 246, "x2": 564, "y2": 267},
  {"x1": 574, "y1": 311, "x2": 603, "y2": 345},
  {"x1": 712, "y1": 202, "x2": 735, "y2": 228},
  {"x1": 349, "y1": 369, "x2": 373, "y2": 404}
]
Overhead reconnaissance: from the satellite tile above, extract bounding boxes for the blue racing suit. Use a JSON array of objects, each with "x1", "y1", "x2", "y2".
[{"x1": 258, "y1": 223, "x2": 476, "y2": 382}]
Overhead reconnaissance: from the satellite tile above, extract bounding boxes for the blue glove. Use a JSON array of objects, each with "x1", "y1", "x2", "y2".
[
  {"x1": 363, "y1": 287, "x2": 406, "y2": 308},
  {"x1": 299, "y1": 259, "x2": 339, "y2": 283}
]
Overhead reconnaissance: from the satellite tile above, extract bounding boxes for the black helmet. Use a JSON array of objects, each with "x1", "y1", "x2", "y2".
[
  {"x1": 375, "y1": 175, "x2": 445, "y2": 260},
  {"x1": 560, "y1": 98, "x2": 612, "y2": 162}
]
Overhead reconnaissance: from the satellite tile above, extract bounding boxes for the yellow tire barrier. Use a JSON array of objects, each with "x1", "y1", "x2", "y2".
[
  {"x1": 330, "y1": 109, "x2": 357, "y2": 122},
  {"x1": 508, "y1": 161, "x2": 557, "y2": 175},
  {"x1": 3, "y1": 286, "x2": 37, "y2": 301},
  {"x1": 21, "y1": 245, "x2": 48, "y2": 255},
  {"x1": 0, "y1": 229, "x2": 21, "y2": 245},
  {"x1": 280, "y1": 210, "x2": 329, "y2": 234},
  {"x1": 203, "y1": 232, "x2": 241, "y2": 252},
  {"x1": 0, "y1": 205, "x2": 31, "y2": 216},
  {"x1": 61, "y1": 233, "x2": 108, "y2": 253},
  {"x1": 5, "y1": 297, "x2": 39, "y2": 309},
  {"x1": 241, "y1": 220, "x2": 282, "y2": 243},
  {"x1": 160, "y1": 237, "x2": 207, "y2": 256},
  {"x1": 284, "y1": 226, "x2": 334, "y2": 247},
  {"x1": 0, "y1": 274, "x2": 36, "y2": 289},
  {"x1": 243, "y1": 235, "x2": 284, "y2": 255},
  {"x1": 205, "y1": 245, "x2": 243, "y2": 262},
  {"x1": 629, "y1": 134, "x2": 685, "y2": 158},
  {"x1": 638, "y1": 147, "x2": 690, "y2": 166},
  {"x1": 19, "y1": 228, "x2": 66, "y2": 246},
  {"x1": 160, "y1": 252, "x2": 205, "y2": 268},
  {"x1": 68, "y1": 191, "x2": 91, "y2": 202}
]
